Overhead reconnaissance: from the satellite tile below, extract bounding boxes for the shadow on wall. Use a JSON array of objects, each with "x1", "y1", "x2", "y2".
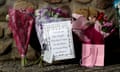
[
  {"x1": 72, "y1": 32, "x2": 82, "y2": 63},
  {"x1": 105, "y1": 28, "x2": 120, "y2": 65},
  {"x1": 0, "y1": 0, "x2": 6, "y2": 6}
]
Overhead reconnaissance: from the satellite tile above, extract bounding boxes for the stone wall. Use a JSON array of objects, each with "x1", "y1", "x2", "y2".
[{"x1": 0, "y1": 0, "x2": 118, "y2": 61}]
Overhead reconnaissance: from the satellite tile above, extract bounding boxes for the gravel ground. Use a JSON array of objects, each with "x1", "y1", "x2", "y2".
[{"x1": 0, "y1": 60, "x2": 120, "y2": 72}]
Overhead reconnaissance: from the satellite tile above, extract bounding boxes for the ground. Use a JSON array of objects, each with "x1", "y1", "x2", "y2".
[{"x1": 0, "y1": 60, "x2": 120, "y2": 72}]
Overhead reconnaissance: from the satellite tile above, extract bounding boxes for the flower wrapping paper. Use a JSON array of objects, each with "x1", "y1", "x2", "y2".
[{"x1": 8, "y1": 8, "x2": 34, "y2": 57}]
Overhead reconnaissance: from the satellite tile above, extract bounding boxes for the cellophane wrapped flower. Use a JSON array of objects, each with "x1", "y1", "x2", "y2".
[
  {"x1": 8, "y1": 8, "x2": 34, "y2": 67},
  {"x1": 96, "y1": 12, "x2": 115, "y2": 33}
]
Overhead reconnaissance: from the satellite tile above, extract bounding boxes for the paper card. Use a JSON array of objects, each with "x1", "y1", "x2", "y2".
[
  {"x1": 49, "y1": 29, "x2": 70, "y2": 59},
  {"x1": 50, "y1": 21, "x2": 74, "y2": 60},
  {"x1": 43, "y1": 21, "x2": 75, "y2": 62}
]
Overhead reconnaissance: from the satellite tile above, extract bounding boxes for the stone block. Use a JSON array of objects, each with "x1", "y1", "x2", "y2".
[
  {"x1": 0, "y1": 39, "x2": 12, "y2": 55},
  {"x1": 0, "y1": 26, "x2": 3, "y2": 38},
  {"x1": 0, "y1": 9, "x2": 7, "y2": 21},
  {"x1": 95, "y1": 0, "x2": 113, "y2": 9},
  {"x1": 0, "y1": 0, "x2": 6, "y2": 6},
  {"x1": 4, "y1": 27, "x2": 12, "y2": 38},
  {"x1": 13, "y1": 0, "x2": 36, "y2": 9},
  {"x1": 11, "y1": 44, "x2": 37, "y2": 60},
  {"x1": 75, "y1": 0, "x2": 92, "y2": 4},
  {"x1": 26, "y1": 45, "x2": 37, "y2": 60},
  {"x1": 45, "y1": 0, "x2": 62, "y2": 4}
]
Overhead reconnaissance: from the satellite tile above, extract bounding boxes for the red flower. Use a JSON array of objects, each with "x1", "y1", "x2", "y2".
[{"x1": 97, "y1": 12, "x2": 104, "y2": 20}]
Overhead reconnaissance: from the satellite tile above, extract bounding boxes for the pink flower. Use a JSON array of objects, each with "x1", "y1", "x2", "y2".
[{"x1": 103, "y1": 22, "x2": 113, "y2": 27}]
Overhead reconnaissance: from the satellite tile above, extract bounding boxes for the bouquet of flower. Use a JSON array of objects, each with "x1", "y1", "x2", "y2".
[
  {"x1": 35, "y1": 5, "x2": 72, "y2": 64},
  {"x1": 96, "y1": 12, "x2": 115, "y2": 33},
  {"x1": 8, "y1": 8, "x2": 34, "y2": 67}
]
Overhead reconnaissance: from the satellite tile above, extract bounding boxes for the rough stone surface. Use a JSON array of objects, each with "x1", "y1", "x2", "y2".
[
  {"x1": 0, "y1": 0, "x2": 6, "y2": 6},
  {"x1": 0, "y1": 60, "x2": 120, "y2": 72},
  {"x1": 4, "y1": 27, "x2": 12, "y2": 38},
  {"x1": 0, "y1": 26, "x2": 3, "y2": 38},
  {"x1": 0, "y1": 22, "x2": 7, "y2": 28},
  {"x1": 0, "y1": 6, "x2": 7, "y2": 21},
  {"x1": 10, "y1": 47, "x2": 20, "y2": 59},
  {"x1": 0, "y1": 39, "x2": 12, "y2": 55},
  {"x1": 45, "y1": 0, "x2": 62, "y2": 4},
  {"x1": 0, "y1": 42, "x2": 3, "y2": 54},
  {"x1": 0, "y1": 0, "x2": 15, "y2": 21},
  {"x1": 11, "y1": 42, "x2": 37, "y2": 60},
  {"x1": 13, "y1": 0, "x2": 35, "y2": 9},
  {"x1": 0, "y1": 22, "x2": 8, "y2": 39},
  {"x1": 26, "y1": 45, "x2": 37, "y2": 60},
  {"x1": 95, "y1": 0, "x2": 113, "y2": 9},
  {"x1": 75, "y1": 0, "x2": 92, "y2": 4}
]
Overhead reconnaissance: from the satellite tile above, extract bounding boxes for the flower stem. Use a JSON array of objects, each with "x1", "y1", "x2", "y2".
[
  {"x1": 39, "y1": 56, "x2": 43, "y2": 67},
  {"x1": 21, "y1": 56, "x2": 27, "y2": 67}
]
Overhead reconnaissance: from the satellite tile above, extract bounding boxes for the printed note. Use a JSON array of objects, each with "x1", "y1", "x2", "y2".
[{"x1": 43, "y1": 21, "x2": 75, "y2": 62}]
